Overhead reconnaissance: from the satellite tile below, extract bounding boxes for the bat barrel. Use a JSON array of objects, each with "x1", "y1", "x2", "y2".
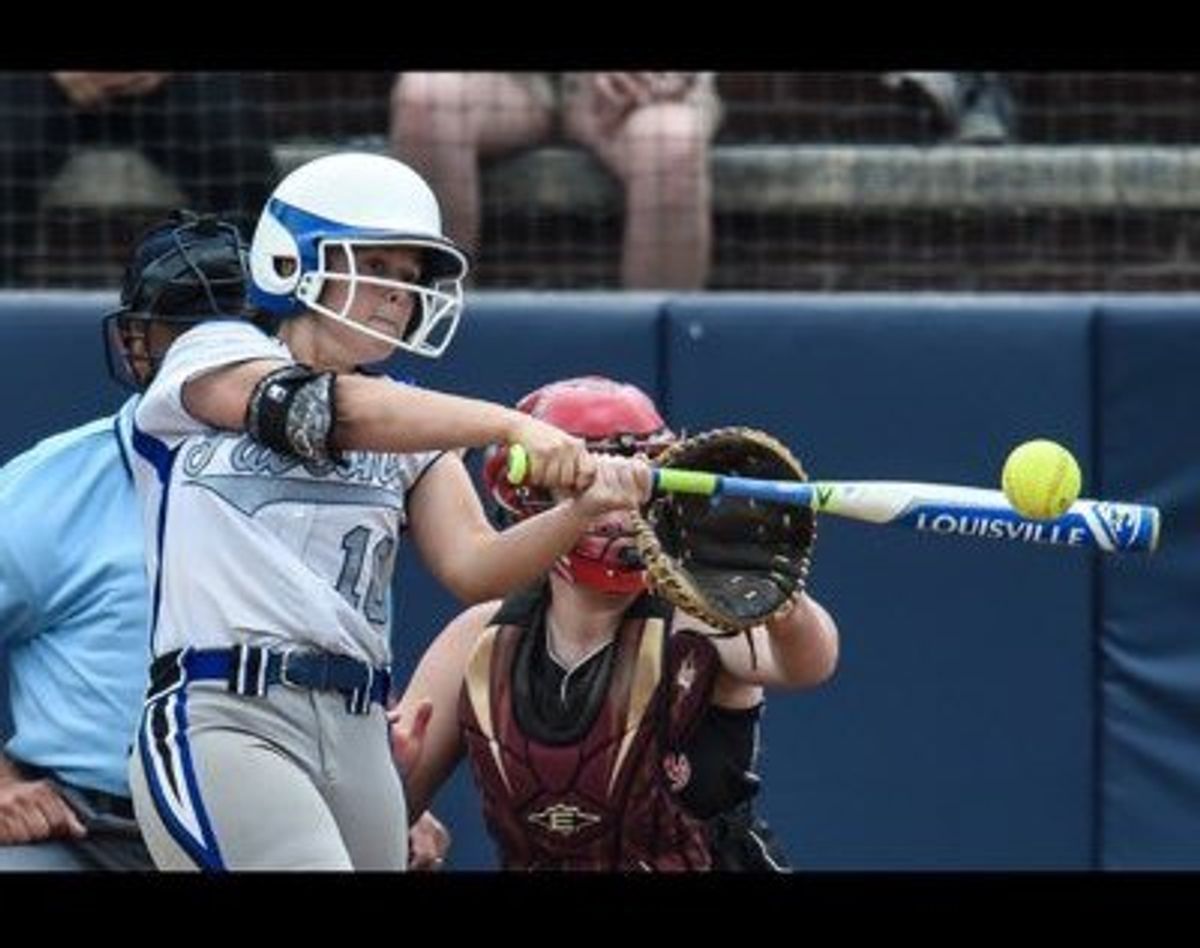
[
  {"x1": 897, "y1": 498, "x2": 1160, "y2": 552},
  {"x1": 651, "y1": 467, "x2": 1161, "y2": 554}
]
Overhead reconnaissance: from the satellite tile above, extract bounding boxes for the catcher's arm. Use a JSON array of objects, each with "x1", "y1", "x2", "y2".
[
  {"x1": 388, "y1": 603, "x2": 494, "y2": 817},
  {"x1": 684, "y1": 592, "x2": 840, "y2": 701}
]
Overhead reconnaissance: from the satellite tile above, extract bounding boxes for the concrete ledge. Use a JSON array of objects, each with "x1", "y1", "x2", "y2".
[
  {"x1": 756, "y1": 145, "x2": 1200, "y2": 211},
  {"x1": 44, "y1": 141, "x2": 1200, "y2": 214}
]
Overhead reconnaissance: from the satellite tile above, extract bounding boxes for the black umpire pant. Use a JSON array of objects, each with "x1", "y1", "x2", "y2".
[{"x1": 0, "y1": 760, "x2": 153, "y2": 872}]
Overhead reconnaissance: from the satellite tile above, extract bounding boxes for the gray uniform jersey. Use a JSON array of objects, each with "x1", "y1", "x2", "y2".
[{"x1": 132, "y1": 319, "x2": 439, "y2": 666}]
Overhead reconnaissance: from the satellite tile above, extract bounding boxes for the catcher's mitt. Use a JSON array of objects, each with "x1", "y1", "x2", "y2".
[{"x1": 634, "y1": 427, "x2": 816, "y2": 635}]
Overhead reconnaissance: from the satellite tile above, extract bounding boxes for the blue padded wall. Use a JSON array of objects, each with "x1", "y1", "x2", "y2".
[
  {"x1": 1094, "y1": 300, "x2": 1200, "y2": 868},
  {"x1": 663, "y1": 295, "x2": 1097, "y2": 868},
  {"x1": 0, "y1": 292, "x2": 127, "y2": 463},
  {"x1": 0, "y1": 291, "x2": 1192, "y2": 870}
]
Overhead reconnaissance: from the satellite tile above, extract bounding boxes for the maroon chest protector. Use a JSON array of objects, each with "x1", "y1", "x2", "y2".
[{"x1": 459, "y1": 593, "x2": 720, "y2": 870}]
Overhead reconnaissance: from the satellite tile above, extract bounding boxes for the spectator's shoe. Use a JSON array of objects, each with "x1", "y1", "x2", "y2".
[
  {"x1": 950, "y1": 73, "x2": 1016, "y2": 144},
  {"x1": 883, "y1": 70, "x2": 963, "y2": 133},
  {"x1": 884, "y1": 71, "x2": 1015, "y2": 145}
]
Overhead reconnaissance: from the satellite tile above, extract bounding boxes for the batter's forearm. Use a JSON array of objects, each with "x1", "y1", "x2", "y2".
[
  {"x1": 445, "y1": 499, "x2": 594, "y2": 603},
  {"x1": 336, "y1": 376, "x2": 524, "y2": 455}
]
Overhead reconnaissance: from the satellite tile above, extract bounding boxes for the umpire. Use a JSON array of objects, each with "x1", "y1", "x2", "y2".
[{"x1": 0, "y1": 210, "x2": 249, "y2": 869}]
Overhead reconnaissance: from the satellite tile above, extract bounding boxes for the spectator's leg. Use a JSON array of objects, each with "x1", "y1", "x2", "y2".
[
  {"x1": 0, "y1": 75, "x2": 73, "y2": 286},
  {"x1": 390, "y1": 72, "x2": 552, "y2": 258},
  {"x1": 566, "y1": 95, "x2": 716, "y2": 290}
]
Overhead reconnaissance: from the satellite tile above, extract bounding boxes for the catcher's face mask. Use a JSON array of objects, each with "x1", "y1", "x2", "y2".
[
  {"x1": 103, "y1": 210, "x2": 249, "y2": 391},
  {"x1": 483, "y1": 375, "x2": 675, "y2": 594},
  {"x1": 552, "y1": 511, "x2": 648, "y2": 595}
]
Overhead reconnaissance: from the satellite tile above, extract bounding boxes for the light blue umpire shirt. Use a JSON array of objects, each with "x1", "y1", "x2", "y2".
[{"x1": 0, "y1": 396, "x2": 148, "y2": 797}]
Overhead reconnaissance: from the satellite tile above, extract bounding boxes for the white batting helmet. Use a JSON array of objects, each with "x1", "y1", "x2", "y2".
[{"x1": 248, "y1": 152, "x2": 469, "y2": 358}]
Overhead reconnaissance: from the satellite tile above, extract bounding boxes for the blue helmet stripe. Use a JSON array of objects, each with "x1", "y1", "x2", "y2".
[
  {"x1": 267, "y1": 198, "x2": 404, "y2": 275},
  {"x1": 268, "y1": 198, "x2": 466, "y2": 278}
]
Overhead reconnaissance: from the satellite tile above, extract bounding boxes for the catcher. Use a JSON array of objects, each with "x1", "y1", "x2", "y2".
[{"x1": 390, "y1": 376, "x2": 838, "y2": 870}]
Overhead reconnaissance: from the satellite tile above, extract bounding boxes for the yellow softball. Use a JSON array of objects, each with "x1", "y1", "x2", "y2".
[{"x1": 1001, "y1": 439, "x2": 1082, "y2": 520}]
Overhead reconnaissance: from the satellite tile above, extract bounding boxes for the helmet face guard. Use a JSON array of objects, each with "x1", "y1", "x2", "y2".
[
  {"x1": 295, "y1": 235, "x2": 466, "y2": 359},
  {"x1": 482, "y1": 376, "x2": 675, "y2": 595},
  {"x1": 103, "y1": 211, "x2": 249, "y2": 391},
  {"x1": 247, "y1": 154, "x2": 469, "y2": 361}
]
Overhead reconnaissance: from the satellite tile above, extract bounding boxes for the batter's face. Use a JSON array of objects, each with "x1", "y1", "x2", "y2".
[{"x1": 318, "y1": 244, "x2": 422, "y2": 362}]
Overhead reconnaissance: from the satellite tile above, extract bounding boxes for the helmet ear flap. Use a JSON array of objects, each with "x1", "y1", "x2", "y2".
[{"x1": 248, "y1": 203, "x2": 307, "y2": 312}]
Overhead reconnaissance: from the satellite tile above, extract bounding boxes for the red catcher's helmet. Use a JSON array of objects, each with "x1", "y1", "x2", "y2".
[{"x1": 482, "y1": 376, "x2": 675, "y2": 594}]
